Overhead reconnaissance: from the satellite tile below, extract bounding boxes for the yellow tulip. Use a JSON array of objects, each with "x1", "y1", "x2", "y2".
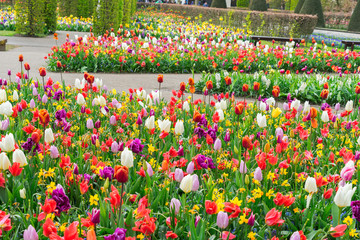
[{"x1": 271, "y1": 108, "x2": 282, "y2": 118}]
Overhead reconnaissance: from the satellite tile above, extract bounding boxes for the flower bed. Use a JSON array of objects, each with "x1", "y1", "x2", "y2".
[
  {"x1": 195, "y1": 71, "x2": 360, "y2": 105},
  {"x1": 0, "y1": 57, "x2": 360, "y2": 239}
]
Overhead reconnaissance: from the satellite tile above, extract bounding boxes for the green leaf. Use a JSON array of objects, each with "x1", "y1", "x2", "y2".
[{"x1": 331, "y1": 204, "x2": 340, "y2": 227}]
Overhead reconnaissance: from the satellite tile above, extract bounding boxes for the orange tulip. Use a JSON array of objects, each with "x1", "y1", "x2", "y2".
[
  {"x1": 235, "y1": 103, "x2": 244, "y2": 115},
  {"x1": 320, "y1": 89, "x2": 329, "y2": 99},
  {"x1": 39, "y1": 67, "x2": 46, "y2": 77},
  {"x1": 39, "y1": 109, "x2": 50, "y2": 126},
  {"x1": 114, "y1": 165, "x2": 129, "y2": 183},
  {"x1": 253, "y1": 82, "x2": 260, "y2": 91},
  {"x1": 157, "y1": 74, "x2": 163, "y2": 83}
]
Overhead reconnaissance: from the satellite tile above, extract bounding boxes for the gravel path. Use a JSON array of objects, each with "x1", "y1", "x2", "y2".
[{"x1": 313, "y1": 29, "x2": 360, "y2": 40}]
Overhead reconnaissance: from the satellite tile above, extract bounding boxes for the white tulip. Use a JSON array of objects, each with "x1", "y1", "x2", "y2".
[
  {"x1": 345, "y1": 100, "x2": 353, "y2": 112},
  {"x1": 304, "y1": 177, "x2": 318, "y2": 194},
  {"x1": 145, "y1": 116, "x2": 155, "y2": 130},
  {"x1": 44, "y1": 128, "x2": 55, "y2": 143},
  {"x1": 75, "y1": 78, "x2": 85, "y2": 90},
  {"x1": 179, "y1": 174, "x2": 193, "y2": 193},
  {"x1": 256, "y1": 113, "x2": 267, "y2": 128},
  {"x1": 259, "y1": 102, "x2": 267, "y2": 111},
  {"x1": 174, "y1": 120, "x2": 184, "y2": 135},
  {"x1": 20, "y1": 188, "x2": 26, "y2": 199},
  {"x1": 0, "y1": 101, "x2": 13, "y2": 116},
  {"x1": 13, "y1": 149, "x2": 27, "y2": 167},
  {"x1": 0, "y1": 152, "x2": 10, "y2": 170},
  {"x1": 12, "y1": 90, "x2": 19, "y2": 102},
  {"x1": 0, "y1": 89, "x2": 7, "y2": 103},
  {"x1": 183, "y1": 101, "x2": 190, "y2": 112},
  {"x1": 76, "y1": 93, "x2": 86, "y2": 105},
  {"x1": 266, "y1": 97, "x2": 275, "y2": 107},
  {"x1": 0, "y1": 133, "x2": 15, "y2": 152},
  {"x1": 98, "y1": 96, "x2": 106, "y2": 107},
  {"x1": 94, "y1": 78, "x2": 103, "y2": 89},
  {"x1": 121, "y1": 147, "x2": 134, "y2": 168},
  {"x1": 290, "y1": 99, "x2": 300, "y2": 110},
  {"x1": 216, "y1": 109, "x2": 224, "y2": 122},
  {"x1": 334, "y1": 183, "x2": 356, "y2": 207},
  {"x1": 158, "y1": 119, "x2": 171, "y2": 133},
  {"x1": 303, "y1": 101, "x2": 310, "y2": 114}
]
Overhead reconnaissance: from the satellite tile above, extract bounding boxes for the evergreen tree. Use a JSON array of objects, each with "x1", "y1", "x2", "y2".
[
  {"x1": 249, "y1": 0, "x2": 267, "y2": 11},
  {"x1": 211, "y1": 0, "x2": 227, "y2": 8},
  {"x1": 119, "y1": 0, "x2": 124, "y2": 24},
  {"x1": 123, "y1": 0, "x2": 131, "y2": 24},
  {"x1": 237, "y1": 0, "x2": 249, "y2": 7},
  {"x1": 15, "y1": 0, "x2": 45, "y2": 36},
  {"x1": 299, "y1": 0, "x2": 324, "y2": 27},
  {"x1": 43, "y1": 0, "x2": 57, "y2": 33},
  {"x1": 93, "y1": 0, "x2": 119, "y2": 35},
  {"x1": 348, "y1": 0, "x2": 360, "y2": 32},
  {"x1": 294, "y1": 0, "x2": 304, "y2": 13}
]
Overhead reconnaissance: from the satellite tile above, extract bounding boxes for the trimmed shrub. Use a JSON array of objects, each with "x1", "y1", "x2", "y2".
[
  {"x1": 348, "y1": 0, "x2": 360, "y2": 32},
  {"x1": 237, "y1": 0, "x2": 249, "y2": 7},
  {"x1": 43, "y1": 0, "x2": 57, "y2": 33},
  {"x1": 211, "y1": 0, "x2": 227, "y2": 8},
  {"x1": 299, "y1": 0, "x2": 324, "y2": 27},
  {"x1": 119, "y1": 0, "x2": 124, "y2": 24},
  {"x1": 137, "y1": 3, "x2": 317, "y2": 37},
  {"x1": 15, "y1": 0, "x2": 45, "y2": 36},
  {"x1": 77, "y1": 0, "x2": 95, "y2": 18},
  {"x1": 93, "y1": 0, "x2": 119, "y2": 35},
  {"x1": 294, "y1": 0, "x2": 304, "y2": 13},
  {"x1": 249, "y1": 0, "x2": 267, "y2": 11},
  {"x1": 58, "y1": 0, "x2": 77, "y2": 17},
  {"x1": 131, "y1": 0, "x2": 137, "y2": 15},
  {"x1": 123, "y1": 0, "x2": 131, "y2": 24}
]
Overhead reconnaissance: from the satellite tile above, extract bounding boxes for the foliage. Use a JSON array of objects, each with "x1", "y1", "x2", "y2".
[
  {"x1": 119, "y1": 0, "x2": 124, "y2": 24},
  {"x1": 294, "y1": 0, "x2": 304, "y2": 13},
  {"x1": 123, "y1": 0, "x2": 132, "y2": 24},
  {"x1": 348, "y1": 0, "x2": 360, "y2": 32},
  {"x1": 93, "y1": 0, "x2": 119, "y2": 36},
  {"x1": 14, "y1": 0, "x2": 45, "y2": 36},
  {"x1": 236, "y1": 0, "x2": 249, "y2": 7},
  {"x1": 299, "y1": 0, "x2": 325, "y2": 27},
  {"x1": 249, "y1": 0, "x2": 267, "y2": 11},
  {"x1": 43, "y1": 0, "x2": 57, "y2": 33},
  {"x1": 211, "y1": 0, "x2": 227, "y2": 8},
  {"x1": 77, "y1": 0, "x2": 95, "y2": 18},
  {"x1": 58, "y1": 0, "x2": 77, "y2": 17}
]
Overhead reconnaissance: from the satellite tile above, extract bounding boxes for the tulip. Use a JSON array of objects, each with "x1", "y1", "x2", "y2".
[
  {"x1": 265, "y1": 208, "x2": 284, "y2": 226},
  {"x1": 76, "y1": 93, "x2": 86, "y2": 105},
  {"x1": 20, "y1": 188, "x2": 26, "y2": 199},
  {"x1": 91, "y1": 209, "x2": 100, "y2": 224},
  {"x1": 86, "y1": 119, "x2": 94, "y2": 129},
  {"x1": 114, "y1": 165, "x2": 129, "y2": 183},
  {"x1": 145, "y1": 116, "x2": 155, "y2": 130},
  {"x1": 0, "y1": 101, "x2": 13, "y2": 116},
  {"x1": 121, "y1": 147, "x2": 134, "y2": 168},
  {"x1": 321, "y1": 111, "x2": 329, "y2": 122},
  {"x1": 334, "y1": 183, "x2": 356, "y2": 208},
  {"x1": 44, "y1": 128, "x2": 54, "y2": 143},
  {"x1": 214, "y1": 138, "x2": 221, "y2": 151},
  {"x1": 271, "y1": 108, "x2": 282, "y2": 118},
  {"x1": 330, "y1": 224, "x2": 347, "y2": 238},
  {"x1": 0, "y1": 133, "x2": 15, "y2": 152},
  {"x1": 345, "y1": 100, "x2": 353, "y2": 112},
  {"x1": 170, "y1": 198, "x2": 181, "y2": 215},
  {"x1": 256, "y1": 113, "x2": 267, "y2": 128},
  {"x1": 30, "y1": 99, "x2": 35, "y2": 108},
  {"x1": 179, "y1": 174, "x2": 193, "y2": 193},
  {"x1": 136, "y1": 115, "x2": 142, "y2": 125},
  {"x1": 192, "y1": 174, "x2": 199, "y2": 191},
  {"x1": 183, "y1": 101, "x2": 190, "y2": 112},
  {"x1": 351, "y1": 201, "x2": 360, "y2": 222},
  {"x1": 304, "y1": 177, "x2": 317, "y2": 194},
  {"x1": 216, "y1": 109, "x2": 224, "y2": 122},
  {"x1": 174, "y1": 168, "x2": 184, "y2": 182},
  {"x1": 12, "y1": 90, "x2": 19, "y2": 102},
  {"x1": 239, "y1": 160, "x2": 247, "y2": 174},
  {"x1": 254, "y1": 167, "x2": 262, "y2": 181},
  {"x1": 49, "y1": 146, "x2": 59, "y2": 158},
  {"x1": 0, "y1": 119, "x2": 9, "y2": 131},
  {"x1": 13, "y1": 149, "x2": 27, "y2": 167},
  {"x1": 0, "y1": 152, "x2": 10, "y2": 170},
  {"x1": 216, "y1": 211, "x2": 229, "y2": 229},
  {"x1": 235, "y1": 103, "x2": 244, "y2": 115},
  {"x1": 290, "y1": 231, "x2": 301, "y2": 240},
  {"x1": 158, "y1": 119, "x2": 171, "y2": 132},
  {"x1": 39, "y1": 109, "x2": 50, "y2": 126},
  {"x1": 247, "y1": 212, "x2": 255, "y2": 226},
  {"x1": 0, "y1": 89, "x2": 7, "y2": 103},
  {"x1": 94, "y1": 120, "x2": 101, "y2": 128},
  {"x1": 335, "y1": 103, "x2": 340, "y2": 111},
  {"x1": 23, "y1": 225, "x2": 38, "y2": 240},
  {"x1": 145, "y1": 162, "x2": 153, "y2": 177},
  {"x1": 174, "y1": 120, "x2": 184, "y2": 135},
  {"x1": 186, "y1": 161, "x2": 194, "y2": 174},
  {"x1": 341, "y1": 161, "x2": 355, "y2": 181}
]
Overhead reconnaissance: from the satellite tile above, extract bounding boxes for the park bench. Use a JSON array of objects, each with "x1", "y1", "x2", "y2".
[
  {"x1": 0, "y1": 39, "x2": 7, "y2": 51},
  {"x1": 342, "y1": 40, "x2": 360, "y2": 51},
  {"x1": 250, "y1": 35, "x2": 303, "y2": 46}
]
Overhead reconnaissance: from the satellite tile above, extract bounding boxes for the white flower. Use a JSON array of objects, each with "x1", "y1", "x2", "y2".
[
  {"x1": 12, "y1": 90, "x2": 19, "y2": 102},
  {"x1": 13, "y1": 149, "x2": 27, "y2": 167},
  {"x1": 174, "y1": 120, "x2": 184, "y2": 135},
  {"x1": 299, "y1": 82, "x2": 307, "y2": 92},
  {"x1": 0, "y1": 133, "x2": 15, "y2": 152},
  {"x1": 216, "y1": 109, "x2": 224, "y2": 122},
  {"x1": 0, "y1": 152, "x2": 10, "y2": 170},
  {"x1": 321, "y1": 111, "x2": 329, "y2": 122},
  {"x1": 345, "y1": 100, "x2": 353, "y2": 112},
  {"x1": 94, "y1": 78, "x2": 103, "y2": 89},
  {"x1": 44, "y1": 128, "x2": 55, "y2": 143},
  {"x1": 0, "y1": 101, "x2": 13, "y2": 116},
  {"x1": 290, "y1": 99, "x2": 300, "y2": 110},
  {"x1": 20, "y1": 188, "x2": 26, "y2": 199},
  {"x1": 75, "y1": 78, "x2": 85, "y2": 89},
  {"x1": 334, "y1": 183, "x2": 356, "y2": 207},
  {"x1": 259, "y1": 102, "x2": 267, "y2": 111},
  {"x1": 179, "y1": 174, "x2": 193, "y2": 193},
  {"x1": 76, "y1": 93, "x2": 86, "y2": 105},
  {"x1": 145, "y1": 116, "x2": 155, "y2": 130},
  {"x1": 266, "y1": 97, "x2": 275, "y2": 107},
  {"x1": 303, "y1": 101, "x2": 310, "y2": 114},
  {"x1": 304, "y1": 177, "x2": 318, "y2": 194},
  {"x1": 183, "y1": 101, "x2": 190, "y2": 112},
  {"x1": 158, "y1": 119, "x2": 171, "y2": 132},
  {"x1": 256, "y1": 113, "x2": 267, "y2": 128},
  {"x1": 0, "y1": 89, "x2": 7, "y2": 103},
  {"x1": 121, "y1": 147, "x2": 134, "y2": 168}
]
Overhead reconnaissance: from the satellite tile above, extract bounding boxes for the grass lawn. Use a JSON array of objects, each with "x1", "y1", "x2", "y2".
[{"x1": 0, "y1": 30, "x2": 17, "y2": 37}]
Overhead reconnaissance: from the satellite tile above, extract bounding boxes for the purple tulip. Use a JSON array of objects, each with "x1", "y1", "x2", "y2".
[
  {"x1": 129, "y1": 138, "x2": 144, "y2": 154},
  {"x1": 146, "y1": 162, "x2": 153, "y2": 177},
  {"x1": 335, "y1": 103, "x2": 340, "y2": 111},
  {"x1": 51, "y1": 184, "x2": 71, "y2": 213},
  {"x1": 110, "y1": 115, "x2": 117, "y2": 125},
  {"x1": 214, "y1": 138, "x2": 221, "y2": 151},
  {"x1": 192, "y1": 174, "x2": 199, "y2": 191},
  {"x1": 81, "y1": 105, "x2": 86, "y2": 114},
  {"x1": 177, "y1": 147, "x2": 184, "y2": 157},
  {"x1": 136, "y1": 115, "x2": 142, "y2": 125},
  {"x1": 23, "y1": 225, "x2": 38, "y2": 240},
  {"x1": 100, "y1": 166, "x2": 114, "y2": 180},
  {"x1": 195, "y1": 215, "x2": 201, "y2": 227},
  {"x1": 91, "y1": 208, "x2": 100, "y2": 224},
  {"x1": 248, "y1": 212, "x2": 255, "y2": 226},
  {"x1": 283, "y1": 102, "x2": 289, "y2": 111},
  {"x1": 239, "y1": 160, "x2": 247, "y2": 174},
  {"x1": 0, "y1": 119, "x2": 9, "y2": 131},
  {"x1": 170, "y1": 198, "x2": 181, "y2": 215},
  {"x1": 355, "y1": 151, "x2": 360, "y2": 160},
  {"x1": 32, "y1": 87, "x2": 38, "y2": 96},
  {"x1": 149, "y1": 109, "x2": 155, "y2": 116},
  {"x1": 275, "y1": 127, "x2": 283, "y2": 139},
  {"x1": 186, "y1": 161, "x2": 194, "y2": 174},
  {"x1": 7, "y1": 70, "x2": 11, "y2": 76},
  {"x1": 104, "y1": 228, "x2": 127, "y2": 240},
  {"x1": 254, "y1": 167, "x2": 263, "y2": 181},
  {"x1": 73, "y1": 163, "x2": 79, "y2": 174},
  {"x1": 224, "y1": 130, "x2": 230, "y2": 142},
  {"x1": 351, "y1": 201, "x2": 360, "y2": 222},
  {"x1": 290, "y1": 231, "x2": 301, "y2": 240},
  {"x1": 42, "y1": 94, "x2": 48, "y2": 104},
  {"x1": 49, "y1": 146, "x2": 59, "y2": 158},
  {"x1": 94, "y1": 119, "x2": 101, "y2": 129},
  {"x1": 118, "y1": 142, "x2": 124, "y2": 152},
  {"x1": 216, "y1": 211, "x2": 229, "y2": 229},
  {"x1": 30, "y1": 99, "x2": 35, "y2": 108},
  {"x1": 174, "y1": 168, "x2": 184, "y2": 182},
  {"x1": 111, "y1": 141, "x2": 119, "y2": 153},
  {"x1": 86, "y1": 119, "x2": 94, "y2": 129}
]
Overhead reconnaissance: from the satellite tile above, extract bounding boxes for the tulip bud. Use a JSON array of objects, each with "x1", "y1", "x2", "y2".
[
  {"x1": 264, "y1": 142, "x2": 270, "y2": 153},
  {"x1": 174, "y1": 168, "x2": 184, "y2": 182},
  {"x1": 304, "y1": 177, "x2": 317, "y2": 194},
  {"x1": 214, "y1": 138, "x2": 221, "y2": 151},
  {"x1": 20, "y1": 188, "x2": 26, "y2": 199},
  {"x1": 170, "y1": 198, "x2": 181, "y2": 215},
  {"x1": 23, "y1": 225, "x2": 38, "y2": 240},
  {"x1": 0, "y1": 152, "x2": 10, "y2": 170},
  {"x1": 121, "y1": 147, "x2": 134, "y2": 168},
  {"x1": 13, "y1": 149, "x2": 27, "y2": 167},
  {"x1": 245, "y1": 175, "x2": 250, "y2": 185},
  {"x1": 247, "y1": 212, "x2": 255, "y2": 226},
  {"x1": 91, "y1": 209, "x2": 100, "y2": 224},
  {"x1": 114, "y1": 165, "x2": 129, "y2": 183},
  {"x1": 192, "y1": 174, "x2": 199, "y2": 191},
  {"x1": 186, "y1": 161, "x2": 194, "y2": 174},
  {"x1": 179, "y1": 174, "x2": 193, "y2": 193},
  {"x1": 239, "y1": 160, "x2": 247, "y2": 174},
  {"x1": 103, "y1": 178, "x2": 109, "y2": 190},
  {"x1": 216, "y1": 211, "x2": 229, "y2": 229},
  {"x1": 44, "y1": 128, "x2": 55, "y2": 143},
  {"x1": 254, "y1": 167, "x2": 263, "y2": 181}
]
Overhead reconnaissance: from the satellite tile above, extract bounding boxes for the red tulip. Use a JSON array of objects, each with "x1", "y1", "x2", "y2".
[
  {"x1": 8, "y1": 163, "x2": 23, "y2": 176},
  {"x1": 114, "y1": 165, "x2": 129, "y2": 183},
  {"x1": 265, "y1": 208, "x2": 284, "y2": 226},
  {"x1": 330, "y1": 224, "x2": 347, "y2": 238},
  {"x1": 205, "y1": 200, "x2": 217, "y2": 214}
]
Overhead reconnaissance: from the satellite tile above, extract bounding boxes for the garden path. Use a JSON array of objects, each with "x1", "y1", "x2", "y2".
[
  {"x1": 0, "y1": 31, "x2": 202, "y2": 100},
  {"x1": 314, "y1": 29, "x2": 360, "y2": 40}
]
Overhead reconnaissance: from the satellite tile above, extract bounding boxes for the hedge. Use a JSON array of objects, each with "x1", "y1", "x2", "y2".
[
  {"x1": 93, "y1": 0, "x2": 119, "y2": 35},
  {"x1": 137, "y1": 3, "x2": 317, "y2": 37},
  {"x1": 15, "y1": 0, "x2": 45, "y2": 36},
  {"x1": 43, "y1": 0, "x2": 57, "y2": 33}
]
